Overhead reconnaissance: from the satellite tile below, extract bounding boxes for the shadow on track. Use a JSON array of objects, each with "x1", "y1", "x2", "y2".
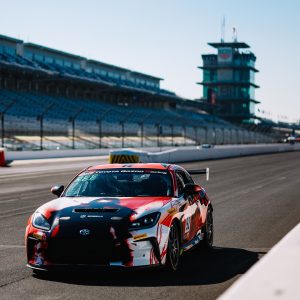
[{"x1": 33, "y1": 246, "x2": 265, "y2": 287}]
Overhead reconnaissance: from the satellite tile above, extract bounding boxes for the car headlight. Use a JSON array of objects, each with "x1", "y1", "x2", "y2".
[
  {"x1": 129, "y1": 212, "x2": 160, "y2": 230},
  {"x1": 32, "y1": 212, "x2": 51, "y2": 231}
]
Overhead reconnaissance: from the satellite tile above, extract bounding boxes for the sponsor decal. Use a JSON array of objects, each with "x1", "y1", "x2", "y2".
[
  {"x1": 133, "y1": 233, "x2": 148, "y2": 241},
  {"x1": 59, "y1": 216, "x2": 70, "y2": 220},
  {"x1": 185, "y1": 216, "x2": 191, "y2": 233},
  {"x1": 111, "y1": 216, "x2": 123, "y2": 220},
  {"x1": 167, "y1": 207, "x2": 176, "y2": 214},
  {"x1": 33, "y1": 232, "x2": 46, "y2": 241},
  {"x1": 218, "y1": 47, "x2": 232, "y2": 62}
]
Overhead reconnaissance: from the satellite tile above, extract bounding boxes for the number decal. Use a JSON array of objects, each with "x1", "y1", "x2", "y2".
[{"x1": 185, "y1": 216, "x2": 191, "y2": 233}]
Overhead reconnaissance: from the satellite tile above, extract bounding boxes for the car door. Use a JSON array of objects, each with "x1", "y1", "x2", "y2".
[{"x1": 175, "y1": 170, "x2": 200, "y2": 245}]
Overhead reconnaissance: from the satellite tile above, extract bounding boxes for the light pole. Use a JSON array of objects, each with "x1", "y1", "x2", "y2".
[
  {"x1": 69, "y1": 108, "x2": 83, "y2": 149},
  {"x1": 96, "y1": 108, "x2": 112, "y2": 148},
  {"x1": 119, "y1": 111, "x2": 133, "y2": 148},
  {"x1": 0, "y1": 100, "x2": 15, "y2": 148},
  {"x1": 37, "y1": 103, "x2": 54, "y2": 150}
]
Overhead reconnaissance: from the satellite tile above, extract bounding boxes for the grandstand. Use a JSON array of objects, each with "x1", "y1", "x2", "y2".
[{"x1": 0, "y1": 34, "x2": 275, "y2": 150}]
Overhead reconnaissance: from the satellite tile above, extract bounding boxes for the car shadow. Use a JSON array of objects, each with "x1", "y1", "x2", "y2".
[{"x1": 34, "y1": 246, "x2": 265, "y2": 286}]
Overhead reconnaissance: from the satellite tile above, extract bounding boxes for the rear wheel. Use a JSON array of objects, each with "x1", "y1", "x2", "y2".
[
  {"x1": 166, "y1": 222, "x2": 180, "y2": 271},
  {"x1": 202, "y1": 206, "x2": 213, "y2": 249},
  {"x1": 32, "y1": 268, "x2": 48, "y2": 277}
]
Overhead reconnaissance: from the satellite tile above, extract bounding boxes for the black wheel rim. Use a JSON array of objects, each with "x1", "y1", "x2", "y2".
[
  {"x1": 206, "y1": 208, "x2": 213, "y2": 247},
  {"x1": 168, "y1": 224, "x2": 179, "y2": 270}
]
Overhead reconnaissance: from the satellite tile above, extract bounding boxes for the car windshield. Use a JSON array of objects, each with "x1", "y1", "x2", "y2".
[{"x1": 64, "y1": 169, "x2": 173, "y2": 197}]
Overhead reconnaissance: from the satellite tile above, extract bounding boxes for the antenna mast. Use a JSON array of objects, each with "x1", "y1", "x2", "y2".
[
  {"x1": 233, "y1": 27, "x2": 238, "y2": 42},
  {"x1": 221, "y1": 16, "x2": 226, "y2": 43}
]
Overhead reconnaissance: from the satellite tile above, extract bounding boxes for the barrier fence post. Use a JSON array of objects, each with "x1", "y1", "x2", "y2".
[
  {"x1": 119, "y1": 111, "x2": 133, "y2": 149},
  {"x1": 156, "y1": 123, "x2": 160, "y2": 147},
  {"x1": 139, "y1": 112, "x2": 152, "y2": 148},
  {"x1": 69, "y1": 108, "x2": 83, "y2": 150},
  {"x1": 97, "y1": 108, "x2": 113, "y2": 149},
  {"x1": 140, "y1": 122, "x2": 144, "y2": 147},
  {"x1": 182, "y1": 126, "x2": 186, "y2": 146},
  {"x1": 214, "y1": 128, "x2": 217, "y2": 145},
  {"x1": 0, "y1": 100, "x2": 15, "y2": 148},
  {"x1": 37, "y1": 103, "x2": 54, "y2": 151},
  {"x1": 194, "y1": 126, "x2": 198, "y2": 145},
  {"x1": 170, "y1": 124, "x2": 174, "y2": 147},
  {"x1": 222, "y1": 127, "x2": 225, "y2": 145}
]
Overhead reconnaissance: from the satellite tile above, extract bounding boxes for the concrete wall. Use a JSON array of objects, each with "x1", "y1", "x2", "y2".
[
  {"x1": 219, "y1": 223, "x2": 300, "y2": 300},
  {"x1": 5, "y1": 143, "x2": 300, "y2": 162}
]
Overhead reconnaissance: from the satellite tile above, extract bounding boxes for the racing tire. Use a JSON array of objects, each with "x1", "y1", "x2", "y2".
[
  {"x1": 166, "y1": 222, "x2": 180, "y2": 272},
  {"x1": 201, "y1": 206, "x2": 213, "y2": 250},
  {"x1": 32, "y1": 269, "x2": 47, "y2": 277},
  {"x1": 32, "y1": 268, "x2": 54, "y2": 278}
]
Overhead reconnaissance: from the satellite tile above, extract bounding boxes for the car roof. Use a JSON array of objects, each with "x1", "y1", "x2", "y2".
[{"x1": 87, "y1": 163, "x2": 171, "y2": 172}]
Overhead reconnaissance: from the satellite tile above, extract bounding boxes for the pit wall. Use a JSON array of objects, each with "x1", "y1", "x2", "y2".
[
  {"x1": 5, "y1": 143, "x2": 300, "y2": 162},
  {"x1": 218, "y1": 223, "x2": 300, "y2": 300}
]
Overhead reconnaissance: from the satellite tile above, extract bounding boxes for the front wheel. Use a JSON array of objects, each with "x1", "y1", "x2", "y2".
[
  {"x1": 202, "y1": 206, "x2": 213, "y2": 249},
  {"x1": 166, "y1": 222, "x2": 180, "y2": 271}
]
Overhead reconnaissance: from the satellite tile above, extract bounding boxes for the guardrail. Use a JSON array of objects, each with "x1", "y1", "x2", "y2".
[{"x1": 218, "y1": 223, "x2": 300, "y2": 300}]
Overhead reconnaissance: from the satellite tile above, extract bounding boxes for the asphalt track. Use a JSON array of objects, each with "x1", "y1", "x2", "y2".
[{"x1": 0, "y1": 151, "x2": 299, "y2": 300}]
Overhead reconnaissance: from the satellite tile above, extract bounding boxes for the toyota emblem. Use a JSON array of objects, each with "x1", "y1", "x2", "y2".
[{"x1": 79, "y1": 229, "x2": 90, "y2": 236}]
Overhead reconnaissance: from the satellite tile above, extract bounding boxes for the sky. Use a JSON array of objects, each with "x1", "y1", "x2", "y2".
[{"x1": 0, "y1": 0, "x2": 299, "y2": 122}]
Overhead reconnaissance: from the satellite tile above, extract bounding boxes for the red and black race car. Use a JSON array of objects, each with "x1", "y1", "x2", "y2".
[{"x1": 25, "y1": 163, "x2": 213, "y2": 273}]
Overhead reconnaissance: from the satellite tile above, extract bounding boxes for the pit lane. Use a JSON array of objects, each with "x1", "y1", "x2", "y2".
[{"x1": 0, "y1": 152, "x2": 299, "y2": 300}]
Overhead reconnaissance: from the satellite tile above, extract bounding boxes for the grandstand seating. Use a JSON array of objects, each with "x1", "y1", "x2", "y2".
[
  {"x1": 0, "y1": 50, "x2": 174, "y2": 96},
  {"x1": 0, "y1": 88, "x2": 234, "y2": 133},
  {"x1": 0, "y1": 88, "x2": 233, "y2": 131},
  {"x1": 0, "y1": 87, "x2": 274, "y2": 151}
]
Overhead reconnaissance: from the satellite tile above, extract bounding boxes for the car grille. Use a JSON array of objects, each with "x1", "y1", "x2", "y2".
[{"x1": 46, "y1": 237, "x2": 126, "y2": 265}]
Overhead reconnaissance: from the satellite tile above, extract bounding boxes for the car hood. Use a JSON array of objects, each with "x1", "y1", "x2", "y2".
[{"x1": 37, "y1": 196, "x2": 173, "y2": 220}]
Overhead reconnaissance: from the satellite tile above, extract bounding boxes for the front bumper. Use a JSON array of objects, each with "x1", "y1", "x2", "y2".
[{"x1": 26, "y1": 224, "x2": 169, "y2": 269}]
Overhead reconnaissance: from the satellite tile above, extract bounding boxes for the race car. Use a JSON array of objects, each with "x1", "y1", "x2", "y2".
[{"x1": 25, "y1": 163, "x2": 213, "y2": 273}]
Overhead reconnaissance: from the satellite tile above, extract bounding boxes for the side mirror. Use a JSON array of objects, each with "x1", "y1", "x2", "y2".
[
  {"x1": 183, "y1": 183, "x2": 201, "y2": 195},
  {"x1": 51, "y1": 185, "x2": 64, "y2": 197}
]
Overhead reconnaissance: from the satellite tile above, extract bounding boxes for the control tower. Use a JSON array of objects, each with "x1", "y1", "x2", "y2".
[{"x1": 199, "y1": 40, "x2": 260, "y2": 123}]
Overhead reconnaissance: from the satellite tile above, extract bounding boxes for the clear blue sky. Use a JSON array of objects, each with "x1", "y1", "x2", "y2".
[{"x1": 0, "y1": 0, "x2": 299, "y2": 122}]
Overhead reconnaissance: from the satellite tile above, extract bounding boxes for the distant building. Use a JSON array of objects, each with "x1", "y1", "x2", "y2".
[{"x1": 199, "y1": 41, "x2": 260, "y2": 123}]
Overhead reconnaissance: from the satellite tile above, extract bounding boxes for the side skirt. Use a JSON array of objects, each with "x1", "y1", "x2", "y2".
[{"x1": 181, "y1": 233, "x2": 203, "y2": 253}]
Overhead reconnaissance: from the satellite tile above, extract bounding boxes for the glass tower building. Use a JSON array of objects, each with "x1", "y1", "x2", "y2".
[{"x1": 199, "y1": 41, "x2": 260, "y2": 123}]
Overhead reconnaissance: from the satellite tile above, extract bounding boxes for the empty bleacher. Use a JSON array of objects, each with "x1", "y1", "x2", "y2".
[{"x1": 0, "y1": 88, "x2": 273, "y2": 150}]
